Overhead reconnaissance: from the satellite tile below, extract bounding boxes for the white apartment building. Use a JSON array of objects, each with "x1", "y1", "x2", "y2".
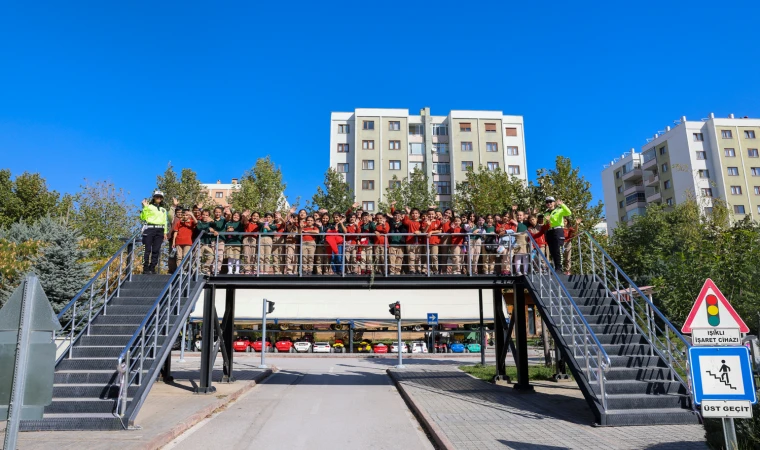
[
  {"x1": 329, "y1": 107, "x2": 527, "y2": 212},
  {"x1": 602, "y1": 113, "x2": 760, "y2": 233}
]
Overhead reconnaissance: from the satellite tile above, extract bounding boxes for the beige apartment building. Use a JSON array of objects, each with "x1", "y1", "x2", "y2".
[
  {"x1": 602, "y1": 113, "x2": 760, "y2": 233},
  {"x1": 329, "y1": 107, "x2": 527, "y2": 212},
  {"x1": 202, "y1": 179, "x2": 240, "y2": 207}
]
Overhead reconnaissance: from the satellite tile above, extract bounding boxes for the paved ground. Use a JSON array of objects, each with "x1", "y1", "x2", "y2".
[
  {"x1": 389, "y1": 366, "x2": 709, "y2": 450},
  {"x1": 162, "y1": 357, "x2": 435, "y2": 450}
]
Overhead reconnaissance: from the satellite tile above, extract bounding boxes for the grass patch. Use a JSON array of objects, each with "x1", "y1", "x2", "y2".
[{"x1": 459, "y1": 364, "x2": 561, "y2": 382}]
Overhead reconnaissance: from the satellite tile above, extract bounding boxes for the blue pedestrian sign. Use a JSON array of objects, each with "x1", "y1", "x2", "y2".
[
  {"x1": 689, "y1": 346, "x2": 757, "y2": 404},
  {"x1": 427, "y1": 313, "x2": 438, "y2": 326}
]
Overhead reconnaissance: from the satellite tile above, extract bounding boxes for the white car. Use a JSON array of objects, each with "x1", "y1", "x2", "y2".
[
  {"x1": 390, "y1": 342, "x2": 409, "y2": 353},
  {"x1": 293, "y1": 341, "x2": 312, "y2": 353},
  {"x1": 313, "y1": 342, "x2": 332, "y2": 353},
  {"x1": 410, "y1": 341, "x2": 428, "y2": 353}
]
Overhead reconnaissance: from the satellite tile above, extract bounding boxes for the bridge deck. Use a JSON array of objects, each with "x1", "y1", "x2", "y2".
[{"x1": 205, "y1": 274, "x2": 521, "y2": 289}]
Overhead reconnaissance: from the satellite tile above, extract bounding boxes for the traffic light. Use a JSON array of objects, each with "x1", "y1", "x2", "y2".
[
  {"x1": 267, "y1": 300, "x2": 275, "y2": 315},
  {"x1": 388, "y1": 301, "x2": 401, "y2": 320},
  {"x1": 706, "y1": 294, "x2": 719, "y2": 326}
]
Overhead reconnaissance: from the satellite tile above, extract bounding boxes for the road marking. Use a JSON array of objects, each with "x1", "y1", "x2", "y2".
[{"x1": 329, "y1": 366, "x2": 334, "y2": 373}]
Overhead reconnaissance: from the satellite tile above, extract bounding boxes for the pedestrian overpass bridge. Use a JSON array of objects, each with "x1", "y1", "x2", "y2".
[{"x1": 19, "y1": 231, "x2": 699, "y2": 432}]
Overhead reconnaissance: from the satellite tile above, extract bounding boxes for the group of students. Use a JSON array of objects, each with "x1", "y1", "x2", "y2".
[{"x1": 141, "y1": 190, "x2": 579, "y2": 277}]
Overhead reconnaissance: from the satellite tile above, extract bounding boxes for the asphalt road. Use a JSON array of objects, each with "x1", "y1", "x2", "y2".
[{"x1": 163, "y1": 357, "x2": 435, "y2": 450}]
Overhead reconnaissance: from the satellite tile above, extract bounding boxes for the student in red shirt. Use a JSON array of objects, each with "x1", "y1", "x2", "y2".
[
  {"x1": 172, "y1": 208, "x2": 197, "y2": 266},
  {"x1": 562, "y1": 217, "x2": 581, "y2": 275},
  {"x1": 373, "y1": 213, "x2": 390, "y2": 275},
  {"x1": 423, "y1": 210, "x2": 442, "y2": 274},
  {"x1": 443, "y1": 216, "x2": 465, "y2": 274},
  {"x1": 300, "y1": 216, "x2": 319, "y2": 275},
  {"x1": 241, "y1": 211, "x2": 260, "y2": 274},
  {"x1": 392, "y1": 203, "x2": 424, "y2": 274}
]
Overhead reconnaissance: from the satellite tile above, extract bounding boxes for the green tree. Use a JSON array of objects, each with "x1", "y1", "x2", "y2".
[
  {"x1": 0, "y1": 169, "x2": 60, "y2": 227},
  {"x1": 0, "y1": 238, "x2": 42, "y2": 307},
  {"x1": 453, "y1": 166, "x2": 532, "y2": 214},
  {"x1": 155, "y1": 164, "x2": 207, "y2": 208},
  {"x1": 230, "y1": 156, "x2": 288, "y2": 213},
  {"x1": 309, "y1": 167, "x2": 354, "y2": 213},
  {"x1": 378, "y1": 168, "x2": 437, "y2": 212},
  {"x1": 71, "y1": 180, "x2": 139, "y2": 259},
  {"x1": 532, "y1": 156, "x2": 604, "y2": 230}
]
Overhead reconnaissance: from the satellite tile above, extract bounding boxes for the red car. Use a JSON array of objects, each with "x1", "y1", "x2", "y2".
[
  {"x1": 233, "y1": 337, "x2": 252, "y2": 352},
  {"x1": 274, "y1": 337, "x2": 295, "y2": 353},
  {"x1": 372, "y1": 343, "x2": 388, "y2": 354},
  {"x1": 250, "y1": 338, "x2": 272, "y2": 353},
  {"x1": 433, "y1": 340, "x2": 449, "y2": 353}
]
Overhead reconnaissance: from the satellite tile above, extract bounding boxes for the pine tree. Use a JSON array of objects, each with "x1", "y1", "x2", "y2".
[
  {"x1": 378, "y1": 168, "x2": 437, "y2": 212},
  {"x1": 309, "y1": 167, "x2": 354, "y2": 213},
  {"x1": 156, "y1": 163, "x2": 208, "y2": 208},
  {"x1": 72, "y1": 180, "x2": 138, "y2": 259},
  {"x1": 230, "y1": 156, "x2": 288, "y2": 213}
]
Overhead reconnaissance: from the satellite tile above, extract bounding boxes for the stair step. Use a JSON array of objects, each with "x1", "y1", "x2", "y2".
[
  {"x1": 55, "y1": 372, "x2": 119, "y2": 385},
  {"x1": 589, "y1": 324, "x2": 638, "y2": 335},
  {"x1": 77, "y1": 335, "x2": 132, "y2": 347},
  {"x1": 607, "y1": 355, "x2": 667, "y2": 368},
  {"x1": 595, "y1": 333, "x2": 647, "y2": 345},
  {"x1": 578, "y1": 305, "x2": 625, "y2": 316},
  {"x1": 566, "y1": 289, "x2": 609, "y2": 299},
  {"x1": 577, "y1": 297, "x2": 617, "y2": 307},
  {"x1": 601, "y1": 344, "x2": 653, "y2": 356},
  {"x1": 102, "y1": 305, "x2": 156, "y2": 315},
  {"x1": 582, "y1": 314, "x2": 631, "y2": 325},
  {"x1": 590, "y1": 380, "x2": 687, "y2": 395},
  {"x1": 558, "y1": 274, "x2": 596, "y2": 284},
  {"x1": 72, "y1": 346, "x2": 127, "y2": 358},
  {"x1": 93, "y1": 315, "x2": 146, "y2": 325},
  {"x1": 52, "y1": 384, "x2": 139, "y2": 399},
  {"x1": 20, "y1": 416, "x2": 126, "y2": 431},
  {"x1": 604, "y1": 408, "x2": 699, "y2": 426},
  {"x1": 583, "y1": 366, "x2": 676, "y2": 381},
  {"x1": 45, "y1": 399, "x2": 118, "y2": 414},
  {"x1": 605, "y1": 393, "x2": 690, "y2": 410},
  {"x1": 108, "y1": 296, "x2": 161, "y2": 307},
  {"x1": 58, "y1": 359, "x2": 118, "y2": 371}
]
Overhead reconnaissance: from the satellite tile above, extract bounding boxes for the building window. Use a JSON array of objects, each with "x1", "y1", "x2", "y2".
[
  {"x1": 435, "y1": 181, "x2": 451, "y2": 195},
  {"x1": 337, "y1": 143, "x2": 350, "y2": 153},
  {"x1": 362, "y1": 180, "x2": 375, "y2": 190},
  {"x1": 696, "y1": 151, "x2": 706, "y2": 160},
  {"x1": 615, "y1": 170, "x2": 621, "y2": 179},
  {"x1": 698, "y1": 169, "x2": 710, "y2": 178},
  {"x1": 755, "y1": 186, "x2": 760, "y2": 196},
  {"x1": 724, "y1": 148, "x2": 736, "y2": 157},
  {"x1": 721, "y1": 130, "x2": 733, "y2": 139},
  {"x1": 727, "y1": 167, "x2": 739, "y2": 176},
  {"x1": 388, "y1": 121, "x2": 400, "y2": 131},
  {"x1": 362, "y1": 140, "x2": 375, "y2": 150},
  {"x1": 734, "y1": 205, "x2": 745, "y2": 215},
  {"x1": 749, "y1": 148, "x2": 759, "y2": 158},
  {"x1": 433, "y1": 163, "x2": 450, "y2": 175},
  {"x1": 459, "y1": 122, "x2": 472, "y2": 132},
  {"x1": 389, "y1": 160, "x2": 401, "y2": 170},
  {"x1": 506, "y1": 146, "x2": 519, "y2": 156},
  {"x1": 507, "y1": 165, "x2": 520, "y2": 175},
  {"x1": 486, "y1": 142, "x2": 498, "y2": 152},
  {"x1": 408, "y1": 162, "x2": 423, "y2": 172},
  {"x1": 438, "y1": 201, "x2": 451, "y2": 210},
  {"x1": 661, "y1": 163, "x2": 669, "y2": 173},
  {"x1": 461, "y1": 142, "x2": 473, "y2": 152},
  {"x1": 693, "y1": 133, "x2": 704, "y2": 142},
  {"x1": 337, "y1": 163, "x2": 349, "y2": 173},
  {"x1": 485, "y1": 123, "x2": 497, "y2": 132},
  {"x1": 363, "y1": 120, "x2": 374, "y2": 130},
  {"x1": 215, "y1": 192, "x2": 224, "y2": 198},
  {"x1": 505, "y1": 127, "x2": 517, "y2": 136},
  {"x1": 362, "y1": 160, "x2": 375, "y2": 170},
  {"x1": 409, "y1": 143, "x2": 424, "y2": 155},
  {"x1": 701, "y1": 188, "x2": 713, "y2": 197},
  {"x1": 752, "y1": 168, "x2": 760, "y2": 176},
  {"x1": 731, "y1": 186, "x2": 742, "y2": 195},
  {"x1": 619, "y1": 200, "x2": 624, "y2": 209},
  {"x1": 389, "y1": 140, "x2": 401, "y2": 150},
  {"x1": 617, "y1": 186, "x2": 623, "y2": 194},
  {"x1": 408, "y1": 124, "x2": 423, "y2": 136},
  {"x1": 338, "y1": 124, "x2": 350, "y2": 134},
  {"x1": 432, "y1": 143, "x2": 448, "y2": 154},
  {"x1": 487, "y1": 162, "x2": 499, "y2": 171},
  {"x1": 432, "y1": 124, "x2": 448, "y2": 136},
  {"x1": 389, "y1": 180, "x2": 401, "y2": 189},
  {"x1": 745, "y1": 130, "x2": 756, "y2": 139},
  {"x1": 667, "y1": 198, "x2": 674, "y2": 206},
  {"x1": 659, "y1": 146, "x2": 667, "y2": 155},
  {"x1": 664, "y1": 180, "x2": 672, "y2": 189},
  {"x1": 461, "y1": 161, "x2": 473, "y2": 171},
  {"x1": 363, "y1": 201, "x2": 375, "y2": 212}
]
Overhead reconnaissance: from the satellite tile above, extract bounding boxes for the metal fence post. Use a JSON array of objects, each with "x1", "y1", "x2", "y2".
[
  {"x1": 213, "y1": 235, "x2": 220, "y2": 276},
  {"x1": 256, "y1": 234, "x2": 261, "y2": 277},
  {"x1": 426, "y1": 239, "x2": 430, "y2": 277},
  {"x1": 384, "y1": 240, "x2": 389, "y2": 277},
  {"x1": 299, "y1": 235, "x2": 303, "y2": 277},
  {"x1": 117, "y1": 250, "x2": 125, "y2": 297}
]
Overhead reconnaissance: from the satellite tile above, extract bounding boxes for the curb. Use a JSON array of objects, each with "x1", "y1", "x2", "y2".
[
  {"x1": 138, "y1": 369, "x2": 273, "y2": 450},
  {"x1": 387, "y1": 369, "x2": 456, "y2": 450}
]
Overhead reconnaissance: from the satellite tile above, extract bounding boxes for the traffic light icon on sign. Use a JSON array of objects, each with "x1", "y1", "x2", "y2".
[{"x1": 706, "y1": 294, "x2": 719, "y2": 326}]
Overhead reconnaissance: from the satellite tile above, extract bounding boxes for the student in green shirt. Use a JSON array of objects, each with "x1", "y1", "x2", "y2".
[
  {"x1": 224, "y1": 211, "x2": 244, "y2": 274},
  {"x1": 482, "y1": 215, "x2": 497, "y2": 275}
]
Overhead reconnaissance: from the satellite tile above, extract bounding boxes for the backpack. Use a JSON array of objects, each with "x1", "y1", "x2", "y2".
[{"x1": 484, "y1": 234, "x2": 498, "y2": 253}]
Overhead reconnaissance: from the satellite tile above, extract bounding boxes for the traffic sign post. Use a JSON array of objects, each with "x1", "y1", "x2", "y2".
[
  {"x1": 682, "y1": 279, "x2": 755, "y2": 450},
  {"x1": 427, "y1": 313, "x2": 438, "y2": 326}
]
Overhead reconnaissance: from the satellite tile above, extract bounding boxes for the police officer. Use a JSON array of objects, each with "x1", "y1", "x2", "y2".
[
  {"x1": 140, "y1": 190, "x2": 169, "y2": 274},
  {"x1": 543, "y1": 197, "x2": 571, "y2": 272}
]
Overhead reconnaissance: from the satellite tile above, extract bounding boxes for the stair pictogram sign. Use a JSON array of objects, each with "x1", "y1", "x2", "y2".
[
  {"x1": 681, "y1": 279, "x2": 749, "y2": 333},
  {"x1": 689, "y1": 346, "x2": 757, "y2": 404},
  {"x1": 705, "y1": 360, "x2": 737, "y2": 390}
]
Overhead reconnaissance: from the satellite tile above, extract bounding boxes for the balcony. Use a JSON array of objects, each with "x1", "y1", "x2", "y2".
[
  {"x1": 646, "y1": 191, "x2": 662, "y2": 203},
  {"x1": 645, "y1": 175, "x2": 659, "y2": 187},
  {"x1": 622, "y1": 167, "x2": 643, "y2": 182},
  {"x1": 642, "y1": 156, "x2": 658, "y2": 171},
  {"x1": 623, "y1": 184, "x2": 645, "y2": 196}
]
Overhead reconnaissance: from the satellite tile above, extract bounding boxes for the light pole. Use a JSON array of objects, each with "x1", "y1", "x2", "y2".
[{"x1": 259, "y1": 299, "x2": 275, "y2": 369}]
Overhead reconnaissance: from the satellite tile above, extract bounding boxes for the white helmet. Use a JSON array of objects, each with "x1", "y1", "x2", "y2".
[{"x1": 152, "y1": 190, "x2": 165, "y2": 198}]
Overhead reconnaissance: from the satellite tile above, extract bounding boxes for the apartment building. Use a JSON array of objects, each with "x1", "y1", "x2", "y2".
[
  {"x1": 202, "y1": 179, "x2": 240, "y2": 207},
  {"x1": 329, "y1": 107, "x2": 527, "y2": 212},
  {"x1": 602, "y1": 113, "x2": 760, "y2": 233}
]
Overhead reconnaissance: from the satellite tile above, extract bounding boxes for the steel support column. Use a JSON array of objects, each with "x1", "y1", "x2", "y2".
[
  {"x1": 513, "y1": 283, "x2": 534, "y2": 391},
  {"x1": 493, "y1": 288, "x2": 507, "y2": 380},
  {"x1": 158, "y1": 354, "x2": 173, "y2": 383},
  {"x1": 479, "y1": 289, "x2": 485, "y2": 365},
  {"x1": 197, "y1": 286, "x2": 216, "y2": 394},
  {"x1": 221, "y1": 288, "x2": 236, "y2": 382}
]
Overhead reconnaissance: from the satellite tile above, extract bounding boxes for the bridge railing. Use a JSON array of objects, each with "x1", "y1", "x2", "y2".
[{"x1": 203, "y1": 231, "x2": 530, "y2": 277}]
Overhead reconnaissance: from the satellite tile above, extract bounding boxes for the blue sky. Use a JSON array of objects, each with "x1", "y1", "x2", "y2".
[{"x1": 2, "y1": 1, "x2": 759, "y2": 211}]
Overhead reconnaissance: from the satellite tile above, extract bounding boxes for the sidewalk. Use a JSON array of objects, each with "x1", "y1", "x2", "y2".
[
  {"x1": 0, "y1": 358, "x2": 271, "y2": 450},
  {"x1": 388, "y1": 366, "x2": 708, "y2": 450}
]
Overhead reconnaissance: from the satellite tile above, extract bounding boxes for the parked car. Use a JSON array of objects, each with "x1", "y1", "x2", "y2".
[
  {"x1": 463, "y1": 339, "x2": 481, "y2": 353},
  {"x1": 274, "y1": 337, "x2": 295, "y2": 353},
  {"x1": 390, "y1": 342, "x2": 409, "y2": 353},
  {"x1": 372, "y1": 342, "x2": 388, "y2": 354},
  {"x1": 250, "y1": 337, "x2": 272, "y2": 353},
  {"x1": 293, "y1": 340, "x2": 313, "y2": 353},
  {"x1": 332, "y1": 339, "x2": 346, "y2": 353},
  {"x1": 356, "y1": 339, "x2": 373, "y2": 353},
  {"x1": 433, "y1": 339, "x2": 449, "y2": 353},
  {"x1": 233, "y1": 337, "x2": 251, "y2": 352},
  {"x1": 449, "y1": 341, "x2": 466, "y2": 353},
  {"x1": 313, "y1": 342, "x2": 332, "y2": 353},
  {"x1": 410, "y1": 341, "x2": 427, "y2": 353}
]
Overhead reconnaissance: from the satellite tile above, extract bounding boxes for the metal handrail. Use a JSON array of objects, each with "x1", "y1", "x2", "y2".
[
  {"x1": 115, "y1": 233, "x2": 203, "y2": 417},
  {"x1": 580, "y1": 231, "x2": 691, "y2": 388},
  {"x1": 526, "y1": 233, "x2": 611, "y2": 409}
]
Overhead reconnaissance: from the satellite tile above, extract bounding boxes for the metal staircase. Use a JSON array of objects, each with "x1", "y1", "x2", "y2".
[
  {"x1": 20, "y1": 233, "x2": 205, "y2": 431},
  {"x1": 524, "y1": 232, "x2": 699, "y2": 426}
]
